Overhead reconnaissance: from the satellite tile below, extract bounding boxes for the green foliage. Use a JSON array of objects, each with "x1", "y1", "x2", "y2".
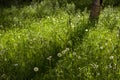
[
  {"x1": 0, "y1": 2, "x2": 120, "y2": 80},
  {"x1": 104, "y1": 0, "x2": 120, "y2": 6},
  {"x1": 42, "y1": 7, "x2": 120, "y2": 80}
]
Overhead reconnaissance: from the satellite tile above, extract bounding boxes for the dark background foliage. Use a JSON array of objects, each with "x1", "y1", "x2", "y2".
[{"x1": 0, "y1": 0, "x2": 120, "y2": 9}]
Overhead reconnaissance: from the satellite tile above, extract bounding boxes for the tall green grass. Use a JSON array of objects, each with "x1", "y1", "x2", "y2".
[{"x1": 0, "y1": 2, "x2": 120, "y2": 80}]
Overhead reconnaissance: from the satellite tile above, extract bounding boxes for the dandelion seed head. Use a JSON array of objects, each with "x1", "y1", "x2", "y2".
[
  {"x1": 57, "y1": 53, "x2": 62, "y2": 57},
  {"x1": 34, "y1": 67, "x2": 39, "y2": 72},
  {"x1": 62, "y1": 50, "x2": 66, "y2": 54}
]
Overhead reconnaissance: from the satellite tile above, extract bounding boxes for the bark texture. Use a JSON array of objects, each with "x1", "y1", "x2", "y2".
[{"x1": 89, "y1": 0, "x2": 103, "y2": 22}]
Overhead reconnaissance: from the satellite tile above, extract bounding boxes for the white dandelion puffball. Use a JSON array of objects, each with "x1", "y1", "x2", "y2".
[
  {"x1": 34, "y1": 67, "x2": 39, "y2": 72},
  {"x1": 57, "y1": 53, "x2": 62, "y2": 57}
]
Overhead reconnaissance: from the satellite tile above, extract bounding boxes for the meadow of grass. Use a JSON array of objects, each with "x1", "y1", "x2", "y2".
[{"x1": 0, "y1": 2, "x2": 120, "y2": 80}]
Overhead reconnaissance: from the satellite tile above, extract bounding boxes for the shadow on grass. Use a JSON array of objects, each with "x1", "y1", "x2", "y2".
[{"x1": 68, "y1": 20, "x2": 97, "y2": 49}]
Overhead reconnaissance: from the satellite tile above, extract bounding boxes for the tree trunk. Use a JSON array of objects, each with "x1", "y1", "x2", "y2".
[{"x1": 89, "y1": 0, "x2": 103, "y2": 22}]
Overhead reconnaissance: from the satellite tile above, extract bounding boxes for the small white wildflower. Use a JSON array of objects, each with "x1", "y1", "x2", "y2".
[
  {"x1": 61, "y1": 48, "x2": 69, "y2": 54},
  {"x1": 52, "y1": 18, "x2": 56, "y2": 22},
  {"x1": 78, "y1": 67, "x2": 81, "y2": 70},
  {"x1": 90, "y1": 63, "x2": 98, "y2": 69},
  {"x1": 85, "y1": 29, "x2": 88, "y2": 32},
  {"x1": 105, "y1": 43, "x2": 108, "y2": 46},
  {"x1": 109, "y1": 56, "x2": 114, "y2": 60},
  {"x1": 71, "y1": 23, "x2": 75, "y2": 28},
  {"x1": 108, "y1": 64, "x2": 112, "y2": 68},
  {"x1": 4, "y1": 58, "x2": 7, "y2": 61},
  {"x1": 47, "y1": 56, "x2": 52, "y2": 61},
  {"x1": 94, "y1": 64, "x2": 98, "y2": 69},
  {"x1": 47, "y1": 16, "x2": 50, "y2": 19},
  {"x1": 100, "y1": 46, "x2": 103, "y2": 50},
  {"x1": 73, "y1": 52, "x2": 76, "y2": 56},
  {"x1": 113, "y1": 64, "x2": 117, "y2": 69},
  {"x1": 34, "y1": 67, "x2": 39, "y2": 72},
  {"x1": 78, "y1": 15, "x2": 80, "y2": 18},
  {"x1": 78, "y1": 56, "x2": 81, "y2": 59},
  {"x1": 14, "y1": 64, "x2": 18, "y2": 67},
  {"x1": 117, "y1": 34, "x2": 119, "y2": 37},
  {"x1": 116, "y1": 17, "x2": 119, "y2": 19},
  {"x1": 65, "y1": 48, "x2": 70, "y2": 51},
  {"x1": 57, "y1": 53, "x2": 62, "y2": 57},
  {"x1": 87, "y1": 72, "x2": 91, "y2": 75},
  {"x1": 97, "y1": 73, "x2": 100, "y2": 76}
]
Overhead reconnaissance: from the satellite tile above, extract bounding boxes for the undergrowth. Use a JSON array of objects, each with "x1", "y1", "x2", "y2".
[{"x1": 0, "y1": 2, "x2": 120, "y2": 80}]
